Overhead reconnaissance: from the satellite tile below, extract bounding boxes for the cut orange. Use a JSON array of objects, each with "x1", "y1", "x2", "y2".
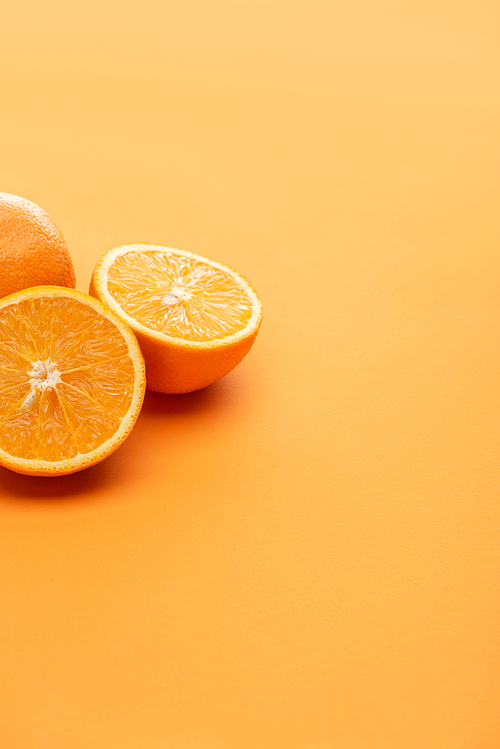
[
  {"x1": 0, "y1": 193, "x2": 76, "y2": 298},
  {"x1": 0, "y1": 286, "x2": 145, "y2": 476},
  {"x1": 90, "y1": 244, "x2": 263, "y2": 393}
]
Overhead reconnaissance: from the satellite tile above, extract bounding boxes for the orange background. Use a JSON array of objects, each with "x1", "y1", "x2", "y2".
[{"x1": 1, "y1": 1, "x2": 500, "y2": 747}]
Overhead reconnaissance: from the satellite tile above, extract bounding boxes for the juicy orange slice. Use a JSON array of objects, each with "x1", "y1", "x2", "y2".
[
  {"x1": 0, "y1": 286, "x2": 145, "y2": 476},
  {"x1": 90, "y1": 245, "x2": 263, "y2": 393}
]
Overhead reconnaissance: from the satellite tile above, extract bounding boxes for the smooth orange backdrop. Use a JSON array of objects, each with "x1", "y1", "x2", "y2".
[{"x1": 1, "y1": 1, "x2": 500, "y2": 747}]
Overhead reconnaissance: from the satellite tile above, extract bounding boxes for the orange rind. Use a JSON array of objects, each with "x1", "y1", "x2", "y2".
[{"x1": 0, "y1": 193, "x2": 76, "y2": 298}]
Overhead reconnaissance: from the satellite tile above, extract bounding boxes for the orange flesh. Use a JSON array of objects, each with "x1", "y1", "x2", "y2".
[
  {"x1": 107, "y1": 250, "x2": 253, "y2": 342},
  {"x1": 0, "y1": 297, "x2": 135, "y2": 461}
]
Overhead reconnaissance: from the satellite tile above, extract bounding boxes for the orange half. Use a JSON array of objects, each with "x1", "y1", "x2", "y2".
[
  {"x1": 90, "y1": 245, "x2": 263, "y2": 393},
  {"x1": 0, "y1": 286, "x2": 145, "y2": 476}
]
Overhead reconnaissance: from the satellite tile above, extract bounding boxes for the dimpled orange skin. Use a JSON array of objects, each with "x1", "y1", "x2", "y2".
[
  {"x1": 130, "y1": 320, "x2": 261, "y2": 394},
  {"x1": 0, "y1": 193, "x2": 76, "y2": 298}
]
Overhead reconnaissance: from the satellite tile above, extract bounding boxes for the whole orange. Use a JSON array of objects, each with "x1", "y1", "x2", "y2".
[{"x1": 0, "y1": 193, "x2": 76, "y2": 298}]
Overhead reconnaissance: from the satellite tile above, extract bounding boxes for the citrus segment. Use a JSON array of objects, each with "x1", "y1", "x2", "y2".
[
  {"x1": 106, "y1": 249, "x2": 254, "y2": 342},
  {"x1": 90, "y1": 244, "x2": 263, "y2": 394},
  {"x1": 0, "y1": 287, "x2": 145, "y2": 476}
]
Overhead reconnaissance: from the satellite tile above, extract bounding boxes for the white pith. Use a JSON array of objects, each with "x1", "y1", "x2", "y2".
[{"x1": 19, "y1": 360, "x2": 63, "y2": 410}]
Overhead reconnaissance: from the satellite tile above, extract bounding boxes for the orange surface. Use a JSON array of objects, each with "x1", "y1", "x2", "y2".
[
  {"x1": 1, "y1": 1, "x2": 500, "y2": 747},
  {"x1": 0, "y1": 192, "x2": 75, "y2": 298}
]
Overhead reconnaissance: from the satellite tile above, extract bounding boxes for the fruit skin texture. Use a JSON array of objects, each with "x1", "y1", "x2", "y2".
[
  {"x1": 89, "y1": 245, "x2": 263, "y2": 394},
  {"x1": 0, "y1": 193, "x2": 76, "y2": 299},
  {"x1": 127, "y1": 322, "x2": 260, "y2": 394},
  {"x1": 0, "y1": 286, "x2": 146, "y2": 477}
]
